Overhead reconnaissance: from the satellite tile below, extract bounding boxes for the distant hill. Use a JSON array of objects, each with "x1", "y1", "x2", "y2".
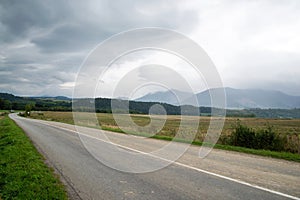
[
  {"x1": 32, "y1": 96, "x2": 71, "y2": 101},
  {"x1": 1, "y1": 92, "x2": 300, "y2": 118},
  {"x1": 135, "y1": 89, "x2": 193, "y2": 105},
  {"x1": 0, "y1": 93, "x2": 71, "y2": 111},
  {"x1": 136, "y1": 88, "x2": 300, "y2": 109}
]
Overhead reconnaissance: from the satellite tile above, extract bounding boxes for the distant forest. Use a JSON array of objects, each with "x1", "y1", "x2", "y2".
[{"x1": 1, "y1": 93, "x2": 300, "y2": 118}]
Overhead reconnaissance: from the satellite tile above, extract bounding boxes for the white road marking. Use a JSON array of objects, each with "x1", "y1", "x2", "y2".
[{"x1": 18, "y1": 116, "x2": 300, "y2": 200}]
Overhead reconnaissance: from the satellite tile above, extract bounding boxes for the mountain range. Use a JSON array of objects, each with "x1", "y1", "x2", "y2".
[
  {"x1": 135, "y1": 88, "x2": 300, "y2": 109},
  {"x1": 1, "y1": 91, "x2": 300, "y2": 118}
]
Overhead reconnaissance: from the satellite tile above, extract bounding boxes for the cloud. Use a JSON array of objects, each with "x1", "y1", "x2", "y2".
[
  {"x1": 0, "y1": 0, "x2": 300, "y2": 97},
  {"x1": 189, "y1": 0, "x2": 300, "y2": 95},
  {"x1": 0, "y1": 0, "x2": 199, "y2": 96},
  {"x1": 18, "y1": 0, "x2": 198, "y2": 53},
  {"x1": 0, "y1": 0, "x2": 67, "y2": 44}
]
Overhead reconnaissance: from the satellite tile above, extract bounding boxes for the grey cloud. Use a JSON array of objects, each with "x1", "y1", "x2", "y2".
[
  {"x1": 0, "y1": 63, "x2": 77, "y2": 96},
  {"x1": 0, "y1": 0, "x2": 200, "y2": 96},
  {"x1": 222, "y1": 50, "x2": 300, "y2": 95},
  {"x1": 29, "y1": 0, "x2": 199, "y2": 53},
  {"x1": 0, "y1": 0, "x2": 70, "y2": 44},
  {"x1": 31, "y1": 23, "x2": 111, "y2": 53},
  {"x1": 2, "y1": 0, "x2": 299, "y2": 97}
]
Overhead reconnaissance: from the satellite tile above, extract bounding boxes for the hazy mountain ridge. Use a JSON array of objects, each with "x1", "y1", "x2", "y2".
[
  {"x1": 135, "y1": 89, "x2": 193, "y2": 105},
  {"x1": 1, "y1": 92, "x2": 300, "y2": 118},
  {"x1": 135, "y1": 87, "x2": 300, "y2": 109}
]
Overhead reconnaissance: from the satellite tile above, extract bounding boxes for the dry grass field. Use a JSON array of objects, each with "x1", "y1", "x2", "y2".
[
  {"x1": 26, "y1": 111, "x2": 300, "y2": 161},
  {"x1": 30, "y1": 111, "x2": 300, "y2": 150}
]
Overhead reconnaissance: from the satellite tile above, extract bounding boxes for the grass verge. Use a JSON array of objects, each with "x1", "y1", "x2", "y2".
[
  {"x1": 81, "y1": 122, "x2": 300, "y2": 162},
  {"x1": 146, "y1": 134, "x2": 300, "y2": 162},
  {"x1": 0, "y1": 115, "x2": 67, "y2": 199}
]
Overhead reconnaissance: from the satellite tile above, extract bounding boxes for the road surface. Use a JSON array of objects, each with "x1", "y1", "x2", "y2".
[{"x1": 10, "y1": 114, "x2": 300, "y2": 200}]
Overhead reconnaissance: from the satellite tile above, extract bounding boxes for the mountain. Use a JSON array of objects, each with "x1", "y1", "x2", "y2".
[
  {"x1": 134, "y1": 89, "x2": 193, "y2": 105},
  {"x1": 2, "y1": 92, "x2": 300, "y2": 118},
  {"x1": 135, "y1": 88, "x2": 300, "y2": 109},
  {"x1": 200, "y1": 88, "x2": 300, "y2": 109},
  {"x1": 31, "y1": 96, "x2": 71, "y2": 101}
]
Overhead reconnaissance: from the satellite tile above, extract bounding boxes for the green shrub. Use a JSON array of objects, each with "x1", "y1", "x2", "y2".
[
  {"x1": 255, "y1": 125, "x2": 285, "y2": 151},
  {"x1": 229, "y1": 120, "x2": 255, "y2": 148},
  {"x1": 228, "y1": 120, "x2": 285, "y2": 151}
]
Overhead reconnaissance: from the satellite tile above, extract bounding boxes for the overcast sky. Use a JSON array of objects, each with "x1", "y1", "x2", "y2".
[{"x1": 1, "y1": 0, "x2": 300, "y2": 97}]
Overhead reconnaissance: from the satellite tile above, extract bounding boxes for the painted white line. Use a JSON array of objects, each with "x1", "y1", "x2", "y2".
[{"x1": 18, "y1": 116, "x2": 300, "y2": 200}]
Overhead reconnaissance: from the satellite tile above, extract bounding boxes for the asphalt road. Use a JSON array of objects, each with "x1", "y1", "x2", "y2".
[{"x1": 10, "y1": 114, "x2": 300, "y2": 200}]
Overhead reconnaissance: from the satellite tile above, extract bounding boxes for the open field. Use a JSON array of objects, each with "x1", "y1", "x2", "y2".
[
  {"x1": 0, "y1": 114, "x2": 67, "y2": 199},
  {"x1": 29, "y1": 111, "x2": 300, "y2": 158},
  {"x1": 30, "y1": 111, "x2": 300, "y2": 137}
]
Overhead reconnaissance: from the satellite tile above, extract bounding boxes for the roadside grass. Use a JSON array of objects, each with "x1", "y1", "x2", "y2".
[
  {"x1": 0, "y1": 111, "x2": 9, "y2": 116},
  {"x1": 0, "y1": 114, "x2": 67, "y2": 199},
  {"x1": 29, "y1": 111, "x2": 300, "y2": 162},
  {"x1": 149, "y1": 134, "x2": 300, "y2": 162}
]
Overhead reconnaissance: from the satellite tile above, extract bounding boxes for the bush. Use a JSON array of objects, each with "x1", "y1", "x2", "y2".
[
  {"x1": 228, "y1": 120, "x2": 285, "y2": 151},
  {"x1": 255, "y1": 126, "x2": 285, "y2": 151},
  {"x1": 229, "y1": 120, "x2": 255, "y2": 148}
]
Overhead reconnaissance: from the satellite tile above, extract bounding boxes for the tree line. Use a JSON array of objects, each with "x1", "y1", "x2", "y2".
[{"x1": 1, "y1": 93, "x2": 300, "y2": 118}]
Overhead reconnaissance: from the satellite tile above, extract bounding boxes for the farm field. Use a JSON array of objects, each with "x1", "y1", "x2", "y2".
[{"x1": 29, "y1": 111, "x2": 300, "y2": 152}]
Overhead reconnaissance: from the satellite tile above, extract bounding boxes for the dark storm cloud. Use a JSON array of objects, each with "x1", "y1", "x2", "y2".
[
  {"x1": 0, "y1": 0, "x2": 69, "y2": 43},
  {"x1": 0, "y1": 0, "x2": 199, "y2": 96},
  {"x1": 30, "y1": 0, "x2": 198, "y2": 53},
  {"x1": 2, "y1": 0, "x2": 299, "y2": 97},
  {"x1": 31, "y1": 23, "x2": 111, "y2": 53},
  {"x1": 1, "y1": 0, "x2": 198, "y2": 52}
]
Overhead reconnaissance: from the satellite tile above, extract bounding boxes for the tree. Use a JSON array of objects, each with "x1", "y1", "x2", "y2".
[
  {"x1": 25, "y1": 104, "x2": 33, "y2": 116},
  {"x1": 0, "y1": 98, "x2": 4, "y2": 109},
  {"x1": 3, "y1": 100, "x2": 12, "y2": 110},
  {"x1": 0, "y1": 98, "x2": 12, "y2": 110}
]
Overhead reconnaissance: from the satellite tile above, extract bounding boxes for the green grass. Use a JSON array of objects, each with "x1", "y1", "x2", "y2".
[
  {"x1": 213, "y1": 144, "x2": 300, "y2": 162},
  {"x1": 0, "y1": 115, "x2": 67, "y2": 199},
  {"x1": 29, "y1": 111, "x2": 300, "y2": 163},
  {"x1": 146, "y1": 133, "x2": 300, "y2": 162}
]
